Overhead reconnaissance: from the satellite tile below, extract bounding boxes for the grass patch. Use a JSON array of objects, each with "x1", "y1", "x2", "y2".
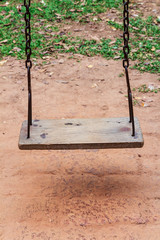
[
  {"x1": 107, "y1": 17, "x2": 160, "y2": 73},
  {"x1": 0, "y1": 0, "x2": 159, "y2": 74},
  {"x1": 134, "y1": 84, "x2": 160, "y2": 94}
]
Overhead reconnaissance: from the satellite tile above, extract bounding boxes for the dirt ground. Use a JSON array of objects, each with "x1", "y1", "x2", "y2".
[
  {"x1": 0, "y1": 0, "x2": 160, "y2": 239},
  {"x1": 0, "y1": 54, "x2": 160, "y2": 240}
]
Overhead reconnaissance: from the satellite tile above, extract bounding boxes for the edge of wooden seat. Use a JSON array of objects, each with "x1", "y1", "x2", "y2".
[{"x1": 19, "y1": 117, "x2": 144, "y2": 150}]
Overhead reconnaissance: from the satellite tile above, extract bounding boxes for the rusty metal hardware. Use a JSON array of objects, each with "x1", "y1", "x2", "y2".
[
  {"x1": 24, "y1": 0, "x2": 32, "y2": 138},
  {"x1": 123, "y1": 0, "x2": 135, "y2": 136}
]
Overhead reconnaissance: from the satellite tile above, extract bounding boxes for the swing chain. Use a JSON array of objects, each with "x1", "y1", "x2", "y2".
[
  {"x1": 24, "y1": 0, "x2": 32, "y2": 138},
  {"x1": 123, "y1": 0, "x2": 135, "y2": 136},
  {"x1": 123, "y1": 0, "x2": 130, "y2": 68},
  {"x1": 24, "y1": 0, "x2": 32, "y2": 69}
]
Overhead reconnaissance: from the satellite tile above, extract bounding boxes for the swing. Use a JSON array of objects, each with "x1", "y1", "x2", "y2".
[{"x1": 19, "y1": 0, "x2": 144, "y2": 150}]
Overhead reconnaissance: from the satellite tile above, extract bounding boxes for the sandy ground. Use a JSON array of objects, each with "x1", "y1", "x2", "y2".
[
  {"x1": 0, "y1": 54, "x2": 160, "y2": 240},
  {"x1": 0, "y1": 0, "x2": 160, "y2": 238}
]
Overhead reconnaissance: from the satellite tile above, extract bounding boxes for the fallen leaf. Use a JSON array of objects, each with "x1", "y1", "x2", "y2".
[
  {"x1": 87, "y1": 65, "x2": 93, "y2": 68},
  {"x1": 93, "y1": 16, "x2": 98, "y2": 21},
  {"x1": 146, "y1": 99, "x2": 153, "y2": 103},
  {"x1": 42, "y1": 81, "x2": 49, "y2": 85},
  {"x1": 49, "y1": 72, "x2": 53, "y2": 77},
  {"x1": 153, "y1": 20, "x2": 158, "y2": 24},
  {"x1": 56, "y1": 80, "x2": 68, "y2": 84},
  {"x1": 39, "y1": 69, "x2": 47, "y2": 73},
  {"x1": 74, "y1": 29, "x2": 82, "y2": 32},
  {"x1": 4, "y1": 14, "x2": 11, "y2": 19},
  {"x1": 38, "y1": 7, "x2": 43, "y2": 12},
  {"x1": 38, "y1": 31, "x2": 45, "y2": 35},
  {"x1": 142, "y1": 102, "x2": 149, "y2": 107},
  {"x1": 91, "y1": 36, "x2": 100, "y2": 42},
  {"x1": 70, "y1": 9, "x2": 75, "y2": 12},
  {"x1": 114, "y1": 56, "x2": 121, "y2": 59},
  {"x1": 109, "y1": 41, "x2": 116, "y2": 45},
  {"x1": 111, "y1": 27, "x2": 116, "y2": 31},
  {"x1": 0, "y1": 39, "x2": 8, "y2": 45},
  {"x1": 91, "y1": 83, "x2": 98, "y2": 88},
  {"x1": 12, "y1": 47, "x2": 21, "y2": 52},
  {"x1": 4, "y1": 23, "x2": 11, "y2": 26},
  {"x1": 58, "y1": 59, "x2": 64, "y2": 64},
  {"x1": 148, "y1": 84, "x2": 154, "y2": 91},
  {"x1": 0, "y1": 60, "x2": 7, "y2": 66}
]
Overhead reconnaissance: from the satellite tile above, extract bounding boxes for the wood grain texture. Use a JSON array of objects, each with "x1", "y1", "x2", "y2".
[{"x1": 19, "y1": 117, "x2": 144, "y2": 150}]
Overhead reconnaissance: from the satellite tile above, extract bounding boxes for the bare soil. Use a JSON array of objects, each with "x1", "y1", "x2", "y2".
[
  {"x1": 0, "y1": 1, "x2": 160, "y2": 239},
  {"x1": 0, "y1": 54, "x2": 160, "y2": 240}
]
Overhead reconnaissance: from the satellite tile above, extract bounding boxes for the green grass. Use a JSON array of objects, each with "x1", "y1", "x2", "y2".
[
  {"x1": 107, "y1": 17, "x2": 160, "y2": 73},
  {"x1": 0, "y1": 0, "x2": 159, "y2": 74},
  {"x1": 0, "y1": 0, "x2": 121, "y2": 58},
  {"x1": 136, "y1": 84, "x2": 160, "y2": 94}
]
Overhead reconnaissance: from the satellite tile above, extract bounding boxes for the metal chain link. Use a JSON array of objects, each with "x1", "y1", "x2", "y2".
[
  {"x1": 24, "y1": 0, "x2": 32, "y2": 138},
  {"x1": 123, "y1": 0, "x2": 135, "y2": 136},
  {"x1": 123, "y1": 0, "x2": 130, "y2": 68}
]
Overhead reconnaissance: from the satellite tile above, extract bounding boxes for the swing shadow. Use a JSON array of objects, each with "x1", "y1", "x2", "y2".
[{"x1": 19, "y1": 152, "x2": 142, "y2": 227}]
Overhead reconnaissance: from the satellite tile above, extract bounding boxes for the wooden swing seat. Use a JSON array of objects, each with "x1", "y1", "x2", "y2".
[{"x1": 19, "y1": 117, "x2": 144, "y2": 150}]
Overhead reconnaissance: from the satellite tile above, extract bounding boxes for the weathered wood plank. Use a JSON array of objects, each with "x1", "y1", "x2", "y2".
[{"x1": 19, "y1": 117, "x2": 144, "y2": 150}]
